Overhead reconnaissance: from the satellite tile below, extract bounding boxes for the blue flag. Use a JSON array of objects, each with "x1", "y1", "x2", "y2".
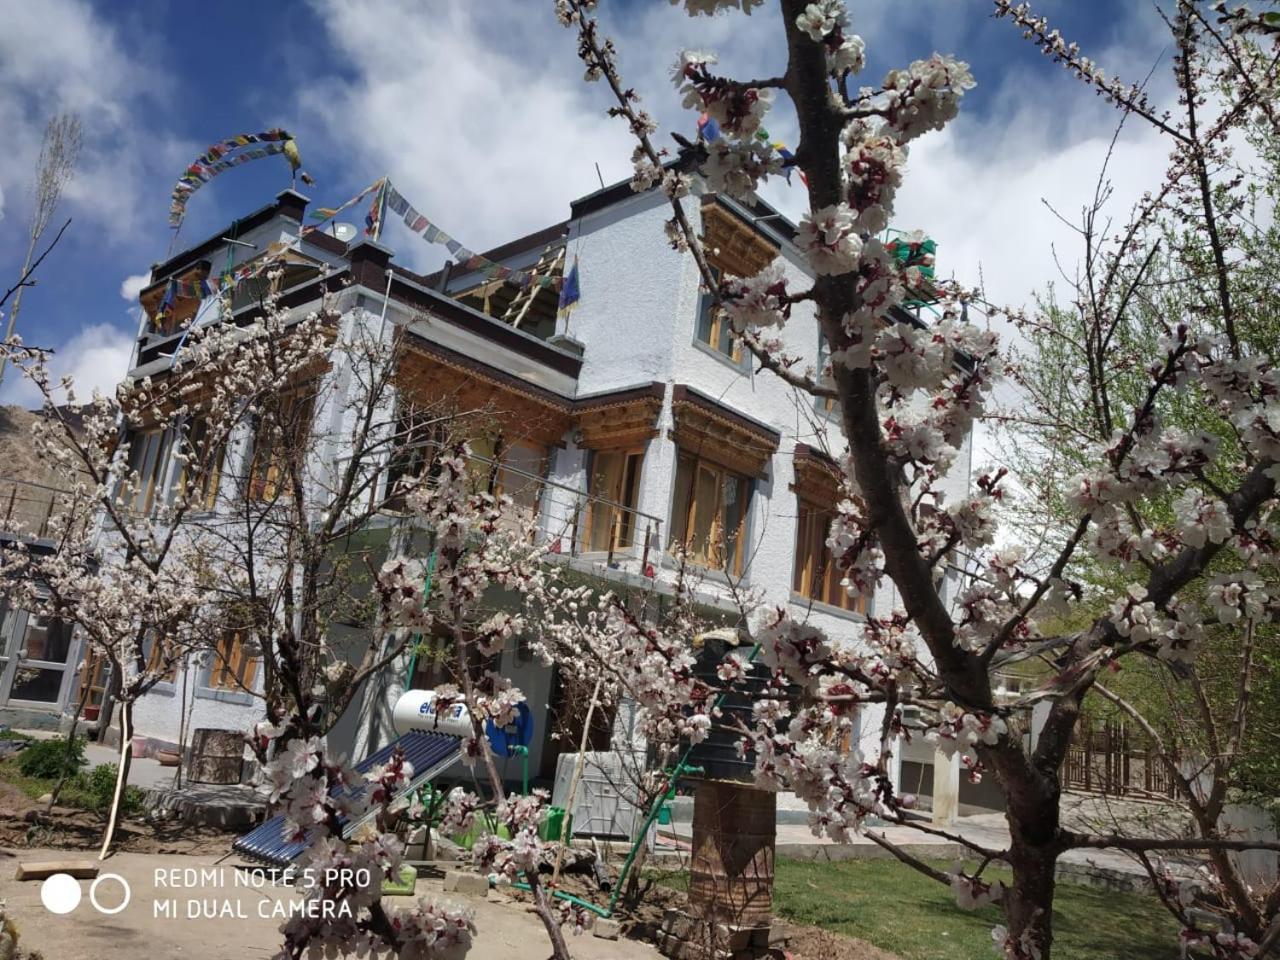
[{"x1": 557, "y1": 257, "x2": 581, "y2": 317}]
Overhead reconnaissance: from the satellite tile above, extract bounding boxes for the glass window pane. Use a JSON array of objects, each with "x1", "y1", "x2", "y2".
[
  {"x1": 671, "y1": 454, "x2": 696, "y2": 548},
  {"x1": 721, "y1": 476, "x2": 748, "y2": 572},
  {"x1": 499, "y1": 442, "x2": 545, "y2": 519},
  {"x1": 23, "y1": 615, "x2": 72, "y2": 663},
  {"x1": 586, "y1": 451, "x2": 623, "y2": 552},
  {"x1": 696, "y1": 295, "x2": 716, "y2": 345},
  {"x1": 718, "y1": 318, "x2": 735, "y2": 357},
  {"x1": 10, "y1": 666, "x2": 64, "y2": 702},
  {"x1": 617, "y1": 453, "x2": 643, "y2": 547},
  {"x1": 692, "y1": 466, "x2": 719, "y2": 562},
  {"x1": 695, "y1": 265, "x2": 721, "y2": 348}
]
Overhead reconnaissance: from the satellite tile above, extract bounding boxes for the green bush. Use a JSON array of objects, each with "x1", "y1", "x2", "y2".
[
  {"x1": 16, "y1": 736, "x2": 86, "y2": 780},
  {"x1": 62, "y1": 763, "x2": 145, "y2": 816}
]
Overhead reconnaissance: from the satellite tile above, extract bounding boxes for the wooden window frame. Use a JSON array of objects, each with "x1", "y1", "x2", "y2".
[
  {"x1": 695, "y1": 265, "x2": 745, "y2": 364},
  {"x1": 792, "y1": 494, "x2": 866, "y2": 613},
  {"x1": 175, "y1": 415, "x2": 225, "y2": 511},
  {"x1": 583, "y1": 447, "x2": 645, "y2": 554},
  {"x1": 126, "y1": 428, "x2": 173, "y2": 514},
  {"x1": 248, "y1": 387, "x2": 317, "y2": 503},
  {"x1": 670, "y1": 449, "x2": 751, "y2": 576},
  {"x1": 145, "y1": 632, "x2": 179, "y2": 683},
  {"x1": 207, "y1": 629, "x2": 258, "y2": 692}
]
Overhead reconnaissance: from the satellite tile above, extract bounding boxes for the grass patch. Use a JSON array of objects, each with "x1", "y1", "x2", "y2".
[
  {"x1": 0, "y1": 756, "x2": 146, "y2": 817},
  {"x1": 775, "y1": 859, "x2": 1178, "y2": 960},
  {"x1": 655, "y1": 858, "x2": 1179, "y2": 960}
]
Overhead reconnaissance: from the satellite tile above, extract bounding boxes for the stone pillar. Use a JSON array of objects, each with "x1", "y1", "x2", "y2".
[{"x1": 932, "y1": 747, "x2": 960, "y2": 827}]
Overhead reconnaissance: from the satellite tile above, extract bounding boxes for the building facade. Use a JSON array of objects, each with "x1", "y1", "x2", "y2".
[{"x1": 80, "y1": 177, "x2": 971, "y2": 796}]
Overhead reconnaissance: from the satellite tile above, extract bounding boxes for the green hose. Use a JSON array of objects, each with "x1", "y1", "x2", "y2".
[{"x1": 510, "y1": 881, "x2": 613, "y2": 918}]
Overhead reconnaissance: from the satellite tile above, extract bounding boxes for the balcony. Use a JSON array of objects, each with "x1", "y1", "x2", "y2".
[{"x1": 368, "y1": 440, "x2": 665, "y2": 591}]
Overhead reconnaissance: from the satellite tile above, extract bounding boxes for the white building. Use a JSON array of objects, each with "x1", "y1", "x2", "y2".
[{"x1": 69, "y1": 176, "x2": 971, "y2": 799}]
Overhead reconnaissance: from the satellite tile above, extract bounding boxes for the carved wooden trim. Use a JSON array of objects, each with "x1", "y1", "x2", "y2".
[
  {"x1": 701, "y1": 200, "x2": 779, "y2": 278},
  {"x1": 575, "y1": 384, "x2": 664, "y2": 450},
  {"x1": 670, "y1": 385, "x2": 778, "y2": 478},
  {"x1": 790, "y1": 444, "x2": 843, "y2": 504},
  {"x1": 396, "y1": 339, "x2": 572, "y2": 449}
]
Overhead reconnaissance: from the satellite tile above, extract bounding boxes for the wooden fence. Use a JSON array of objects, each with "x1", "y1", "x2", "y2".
[{"x1": 1064, "y1": 721, "x2": 1178, "y2": 799}]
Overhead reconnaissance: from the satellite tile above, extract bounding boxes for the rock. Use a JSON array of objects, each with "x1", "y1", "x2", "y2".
[
  {"x1": 442, "y1": 870, "x2": 489, "y2": 898},
  {"x1": 36, "y1": 793, "x2": 52, "y2": 805},
  {"x1": 431, "y1": 833, "x2": 467, "y2": 863},
  {"x1": 592, "y1": 917, "x2": 621, "y2": 941}
]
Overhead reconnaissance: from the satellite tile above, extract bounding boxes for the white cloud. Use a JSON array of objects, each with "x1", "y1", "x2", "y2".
[
  {"x1": 120, "y1": 273, "x2": 149, "y2": 302},
  {"x1": 298, "y1": 0, "x2": 1172, "y2": 315},
  {"x1": 0, "y1": 323, "x2": 134, "y2": 409},
  {"x1": 0, "y1": 0, "x2": 182, "y2": 250}
]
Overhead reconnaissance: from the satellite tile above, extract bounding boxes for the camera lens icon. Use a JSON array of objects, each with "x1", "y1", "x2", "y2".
[
  {"x1": 39, "y1": 873, "x2": 80, "y2": 915},
  {"x1": 39, "y1": 872, "x2": 131, "y2": 916}
]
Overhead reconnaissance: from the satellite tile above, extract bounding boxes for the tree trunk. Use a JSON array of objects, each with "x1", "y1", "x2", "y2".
[
  {"x1": 1004, "y1": 831, "x2": 1059, "y2": 959},
  {"x1": 99, "y1": 699, "x2": 133, "y2": 860}
]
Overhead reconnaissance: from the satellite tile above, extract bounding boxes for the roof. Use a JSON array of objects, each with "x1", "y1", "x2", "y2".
[
  {"x1": 423, "y1": 220, "x2": 569, "y2": 291},
  {"x1": 150, "y1": 190, "x2": 309, "y2": 282}
]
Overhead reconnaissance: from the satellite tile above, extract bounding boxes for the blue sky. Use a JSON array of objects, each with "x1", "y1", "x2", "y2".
[{"x1": 0, "y1": 0, "x2": 1175, "y2": 406}]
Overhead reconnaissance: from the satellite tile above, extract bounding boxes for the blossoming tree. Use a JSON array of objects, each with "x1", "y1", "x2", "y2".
[{"x1": 556, "y1": 0, "x2": 1280, "y2": 957}]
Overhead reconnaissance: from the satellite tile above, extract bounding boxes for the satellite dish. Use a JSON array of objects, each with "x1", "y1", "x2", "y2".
[{"x1": 331, "y1": 222, "x2": 358, "y2": 243}]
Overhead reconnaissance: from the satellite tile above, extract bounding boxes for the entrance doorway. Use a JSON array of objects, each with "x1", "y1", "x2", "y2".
[{"x1": 0, "y1": 599, "x2": 78, "y2": 715}]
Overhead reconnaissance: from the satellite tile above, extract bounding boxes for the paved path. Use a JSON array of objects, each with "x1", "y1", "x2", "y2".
[{"x1": 0, "y1": 847, "x2": 659, "y2": 960}]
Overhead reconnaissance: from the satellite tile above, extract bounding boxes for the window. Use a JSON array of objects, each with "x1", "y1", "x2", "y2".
[
  {"x1": 463, "y1": 434, "x2": 501, "y2": 495},
  {"x1": 175, "y1": 415, "x2": 225, "y2": 511},
  {"x1": 497, "y1": 441, "x2": 546, "y2": 517},
  {"x1": 670, "y1": 451, "x2": 751, "y2": 576},
  {"x1": 207, "y1": 629, "x2": 258, "y2": 691},
  {"x1": 793, "y1": 497, "x2": 866, "y2": 613},
  {"x1": 385, "y1": 409, "x2": 546, "y2": 521},
  {"x1": 145, "y1": 632, "x2": 179, "y2": 683},
  {"x1": 248, "y1": 388, "x2": 316, "y2": 502},
  {"x1": 386, "y1": 404, "x2": 439, "y2": 502},
  {"x1": 8, "y1": 614, "x2": 74, "y2": 703},
  {"x1": 125, "y1": 428, "x2": 173, "y2": 514},
  {"x1": 583, "y1": 448, "x2": 644, "y2": 553},
  {"x1": 695, "y1": 265, "x2": 744, "y2": 364},
  {"x1": 457, "y1": 433, "x2": 547, "y2": 518}
]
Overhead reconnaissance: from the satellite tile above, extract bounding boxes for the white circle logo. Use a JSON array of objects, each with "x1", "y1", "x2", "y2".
[
  {"x1": 89, "y1": 873, "x2": 131, "y2": 915},
  {"x1": 40, "y1": 873, "x2": 82, "y2": 914}
]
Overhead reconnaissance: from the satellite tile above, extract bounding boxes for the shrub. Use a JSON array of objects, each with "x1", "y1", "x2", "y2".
[
  {"x1": 78, "y1": 763, "x2": 145, "y2": 816},
  {"x1": 16, "y1": 736, "x2": 86, "y2": 780}
]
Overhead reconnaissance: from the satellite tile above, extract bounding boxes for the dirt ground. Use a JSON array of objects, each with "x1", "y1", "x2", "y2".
[
  {"x1": 785, "y1": 925, "x2": 902, "y2": 960},
  {"x1": 0, "y1": 799, "x2": 897, "y2": 960},
  {"x1": 0, "y1": 781, "x2": 238, "y2": 857},
  {"x1": 0, "y1": 848, "x2": 663, "y2": 960}
]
